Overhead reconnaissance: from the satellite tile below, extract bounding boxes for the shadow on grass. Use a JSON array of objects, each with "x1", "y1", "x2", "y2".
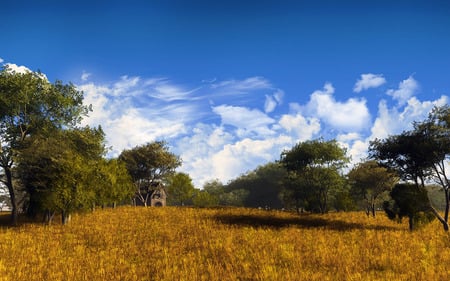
[{"x1": 213, "y1": 213, "x2": 401, "y2": 232}]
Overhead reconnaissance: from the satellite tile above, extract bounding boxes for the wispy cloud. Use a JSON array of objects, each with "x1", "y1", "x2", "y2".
[
  {"x1": 81, "y1": 71, "x2": 91, "y2": 81},
  {"x1": 353, "y1": 73, "x2": 386, "y2": 93}
]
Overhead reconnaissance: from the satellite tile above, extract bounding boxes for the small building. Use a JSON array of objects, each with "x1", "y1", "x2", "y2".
[
  {"x1": 150, "y1": 183, "x2": 167, "y2": 207},
  {"x1": 150, "y1": 187, "x2": 167, "y2": 207}
]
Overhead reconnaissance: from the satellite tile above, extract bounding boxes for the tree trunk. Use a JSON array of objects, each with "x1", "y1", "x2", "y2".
[
  {"x1": 61, "y1": 211, "x2": 71, "y2": 225},
  {"x1": 444, "y1": 188, "x2": 449, "y2": 223},
  {"x1": 408, "y1": 216, "x2": 414, "y2": 231},
  {"x1": 43, "y1": 210, "x2": 55, "y2": 225},
  {"x1": 5, "y1": 166, "x2": 18, "y2": 226},
  {"x1": 429, "y1": 205, "x2": 449, "y2": 231},
  {"x1": 371, "y1": 202, "x2": 376, "y2": 217}
]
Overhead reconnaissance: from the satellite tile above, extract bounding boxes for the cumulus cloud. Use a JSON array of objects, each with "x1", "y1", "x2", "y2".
[
  {"x1": 386, "y1": 76, "x2": 419, "y2": 106},
  {"x1": 301, "y1": 83, "x2": 371, "y2": 132},
  {"x1": 353, "y1": 73, "x2": 386, "y2": 93},
  {"x1": 0, "y1": 57, "x2": 4, "y2": 64},
  {"x1": 278, "y1": 114, "x2": 321, "y2": 141}
]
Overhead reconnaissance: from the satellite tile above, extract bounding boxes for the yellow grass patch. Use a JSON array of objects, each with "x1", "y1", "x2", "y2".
[{"x1": 0, "y1": 207, "x2": 449, "y2": 280}]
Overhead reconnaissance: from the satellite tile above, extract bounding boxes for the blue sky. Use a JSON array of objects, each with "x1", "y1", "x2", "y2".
[{"x1": 2, "y1": 0, "x2": 450, "y2": 187}]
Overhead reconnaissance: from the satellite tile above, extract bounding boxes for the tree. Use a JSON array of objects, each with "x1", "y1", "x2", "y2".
[
  {"x1": 226, "y1": 162, "x2": 287, "y2": 208},
  {"x1": 17, "y1": 127, "x2": 107, "y2": 224},
  {"x1": 280, "y1": 139, "x2": 350, "y2": 213},
  {"x1": 166, "y1": 172, "x2": 195, "y2": 206},
  {"x1": 192, "y1": 189, "x2": 219, "y2": 207},
  {"x1": 348, "y1": 160, "x2": 398, "y2": 217},
  {"x1": 369, "y1": 106, "x2": 450, "y2": 231},
  {"x1": 0, "y1": 66, "x2": 89, "y2": 225},
  {"x1": 383, "y1": 184, "x2": 435, "y2": 231},
  {"x1": 119, "y1": 141, "x2": 181, "y2": 206},
  {"x1": 91, "y1": 158, "x2": 135, "y2": 209}
]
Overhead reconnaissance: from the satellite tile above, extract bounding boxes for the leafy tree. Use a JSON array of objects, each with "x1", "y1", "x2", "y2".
[
  {"x1": 119, "y1": 141, "x2": 181, "y2": 206},
  {"x1": 192, "y1": 189, "x2": 219, "y2": 207},
  {"x1": 0, "y1": 66, "x2": 89, "y2": 225},
  {"x1": 348, "y1": 160, "x2": 398, "y2": 217},
  {"x1": 92, "y1": 158, "x2": 135, "y2": 209},
  {"x1": 202, "y1": 179, "x2": 248, "y2": 206},
  {"x1": 369, "y1": 106, "x2": 450, "y2": 231},
  {"x1": 280, "y1": 139, "x2": 350, "y2": 213},
  {"x1": 166, "y1": 172, "x2": 195, "y2": 206},
  {"x1": 17, "y1": 127, "x2": 106, "y2": 224},
  {"x1": 226, "y1": 162, "x2": 287, "y2": 208},
  {"x1": 383, "y1": 184, "x2": 435, "y2": 231}
]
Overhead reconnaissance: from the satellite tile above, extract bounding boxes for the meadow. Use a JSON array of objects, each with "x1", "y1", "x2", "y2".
[{"x1": 0, "y1": 207, "x2": 449, "y2": 281}]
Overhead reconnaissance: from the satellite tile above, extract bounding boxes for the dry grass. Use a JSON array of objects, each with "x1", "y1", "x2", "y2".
[{"x1": 0, "y1": 207, "x2": 449, "y2": 281}]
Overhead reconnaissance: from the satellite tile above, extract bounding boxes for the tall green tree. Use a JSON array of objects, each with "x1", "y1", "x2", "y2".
[
  {"x1": 17, "y1": 127, "x2": 106, "y2": 224},
  {"x1": 0, "y1": 66, "x2": 89, "y2": 225},
  {"x1": 348, "y1": 160, "x2": 398, "y2": 217},
  {"x1": 166, "y1": 172, "x2": 195, "y2": 206},
  {"x1": 280, "y1": 139, "x2": 350, "y2": 213},
  {"x1": 119, "y1": 141, "x2": 181, "y2": 206}
]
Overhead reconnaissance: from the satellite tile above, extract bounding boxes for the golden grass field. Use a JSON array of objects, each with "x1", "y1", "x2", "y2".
[{"x1": 0, "y1": 207, "x2": 449, "y2": 281}]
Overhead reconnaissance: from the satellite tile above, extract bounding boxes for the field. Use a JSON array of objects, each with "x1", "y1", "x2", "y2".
[{"x1": 0, "y1": 207, "x2": 450, "y2": 281}]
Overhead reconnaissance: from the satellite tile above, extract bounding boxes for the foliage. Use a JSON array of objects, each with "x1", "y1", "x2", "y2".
[
  {"x1": 280, "y1": 139, "x2": 350, "y2": 213},
  {"x1": 383, "y1": 184, "x2": 435, "y2": 231},
  {"x1": 369, "y1": 105, "x2": 450, "y2": 231},
  {"x1": 192, "y1": 190, "x2": 219, "y2": 207},
  {"x1": 1, "y1": 207, "x2": 450, "y2": 280},
  {"x1": 119, "y1": 141, "x2": 181, "y2": 206},
  {"x1": 166, "y1": 172, "x2": 195, "y2": 206},
  {"x1": 16, "y1": 127, "x2": 110, "y2": 223},
  {"x1": 202, "y1": 179, "x2": 248, "y2": 207},
  {"x1": 225, "y1": 162, "x2": 287, "y2": 208},
  {"x1": 348, "y1": 160, "x2": 398, "y2": 217},
  {"x1": 0, "y1": 66, "x2": 89, "y2": 225}
]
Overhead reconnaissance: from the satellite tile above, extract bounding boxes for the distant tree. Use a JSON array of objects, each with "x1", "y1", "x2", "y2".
[
  {"x1": 383, "y1": 183, "x2": 435, "y2": 231},
  {"x1": 202, "y1": 179, "x2": 248, "y2": 207},
  {"x1": 280, "y1": 139, "x2": 350, "y2": 213},
  {"x1": 119, "y1": 141, "x2": 181, "y2": 206},
  {"x1": 0, "y1": 66, "x2": 89, "y2": 225},
  {"x1": 226, "y1": 162, "x2": 287, "y2": 208},
  {"x1": 166, "y1": 172, "x2": 195, "y2": 206},
  {"x1": 192, "y1": 189, "x2": 219, "y2": 207},
  {"x1": 347, "y1": 160, "x2": 398, "y2": 217}
]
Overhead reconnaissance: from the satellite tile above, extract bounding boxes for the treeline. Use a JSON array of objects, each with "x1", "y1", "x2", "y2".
[
  {"x1": 176, "y1": 106, "x2": 450, "y2": 232},
  {"x1": 1, "y1": 66, "x2": 449, "y2": 232}
]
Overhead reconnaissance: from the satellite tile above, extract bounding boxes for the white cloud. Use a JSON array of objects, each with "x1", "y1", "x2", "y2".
[
  {"x1": 264, "y1": 89, "x2": 284, "y2": 113},
  {"x1": 212, "y1": 105, "x2": 276, "y2": 137},
  {"x1": 278, "y1": 114, "x2": 321, "y2": 141},
  {"x1": 302, "y1": 83, "x2": 371, "y2": 132},
  {"x1": 5, "y1": 63, "x2": 32, "y2": 74},
  {"x1": 0, "y1": 58, "x2": 4, "y2": 64},
  {"x1": 386, "y1": 76, "x2": 418, "y2": 106},
  {"x1": 81, "y1": 71, "x2": 91, "y2": 81},
  {"x1": 353, "y1": 73, "x2": 386, "y2": 93},
  {"x1": 211, "y1": 76, "x2": 272, "y2": 90},
  {"x1": 370, "y1": 95, "x2": 449, "y2": 140}
]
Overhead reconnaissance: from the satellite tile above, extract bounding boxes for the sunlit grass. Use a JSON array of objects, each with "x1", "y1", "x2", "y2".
[{"x1": 0, "y1": 207, "x2": 449, "y2": 280}]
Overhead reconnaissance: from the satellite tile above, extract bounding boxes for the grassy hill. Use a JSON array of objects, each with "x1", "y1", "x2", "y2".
[{"x1": 0, "y1": 207, "x2": 449, "y2": 281}]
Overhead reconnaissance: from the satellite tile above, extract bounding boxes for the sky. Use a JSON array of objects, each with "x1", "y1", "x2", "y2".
[{"x1": 1, "y1": 0, "x2": 450, "y2": 187}]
